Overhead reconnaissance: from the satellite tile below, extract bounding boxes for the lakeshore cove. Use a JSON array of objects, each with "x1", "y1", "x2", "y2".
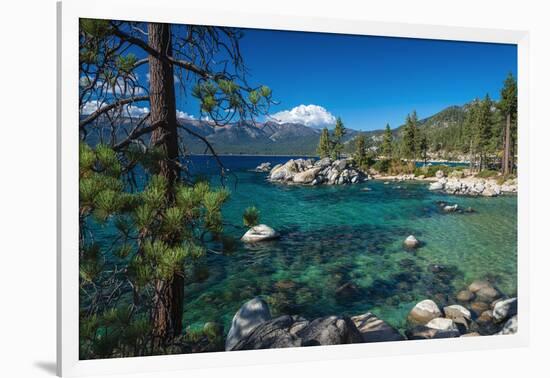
[{"x1": 94, "y1": 155, "x2": 517, "y2": 342}]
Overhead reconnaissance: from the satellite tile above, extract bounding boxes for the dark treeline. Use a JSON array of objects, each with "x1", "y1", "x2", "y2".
[{"x1": 336, "y1": 73, "x2": 518, "y2": 175}]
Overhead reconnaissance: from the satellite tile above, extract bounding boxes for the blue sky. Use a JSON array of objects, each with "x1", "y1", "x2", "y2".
[
  {"x1": 234, "y1": 29, "x2": 517, "y2": 130},
  {"x1": 83, "y1": 25, "x2": 517, "y2": 132}
]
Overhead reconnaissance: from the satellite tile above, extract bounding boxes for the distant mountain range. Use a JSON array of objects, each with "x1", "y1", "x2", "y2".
[
  {"x1": 83, "y1": 103, "x2": 471, "y2": 156},
  {"x1": 179, "y1": 104, "x2": 470, "y2": 156}
]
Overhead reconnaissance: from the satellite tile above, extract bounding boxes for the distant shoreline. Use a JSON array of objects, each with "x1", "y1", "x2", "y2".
[{"x1": 187, "y1": 153, "x2": 469, "y2": 164}]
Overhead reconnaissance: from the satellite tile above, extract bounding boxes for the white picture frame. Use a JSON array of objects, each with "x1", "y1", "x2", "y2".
[{"x1": 57, "y1": 1, "x2": 530, "y2": 376}]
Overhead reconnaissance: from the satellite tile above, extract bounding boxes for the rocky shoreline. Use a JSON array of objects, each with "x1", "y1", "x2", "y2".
[
  {"x1": 259, "y1": 157, "x2": 368, "y2": 186},
  {"x1": 220, "y1": 279, "x2": 517, "y2": 351},
  {"x1": 255, "y1": 158, "x2": 517, "y2": 196}
]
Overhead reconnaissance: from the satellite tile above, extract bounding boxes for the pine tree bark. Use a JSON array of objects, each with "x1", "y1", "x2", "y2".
[
  {"x1": 147, "y1": 22, "x2": 184, "y2": 345},
  {"x1": 503, "y1": 113, "x2": 511, "y2": 175}
]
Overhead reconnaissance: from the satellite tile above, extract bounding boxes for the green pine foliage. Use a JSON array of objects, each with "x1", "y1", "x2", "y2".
[
  {"x1": 243, "y1": 206, "x2": 260, "y2": 228},
  {"x1": 317, "y1": 127, "x2": 332, "y2": 158}
]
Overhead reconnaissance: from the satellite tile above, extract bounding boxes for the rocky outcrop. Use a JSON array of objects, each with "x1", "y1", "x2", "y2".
[
  {"x1": 226, "y1": 297, "x2": 271, "y2": 351},
  {"x1": 254, "y1": 162, "x2": 272, "y2": 172},
  {"x1": 268, "y1": 158, "x2": 368, "y2": 185},
  {"x1": 227, "y1": 280, "x2": 518, "y2": 351},
  {"x1": 407, "y1": 299, "x2": 442, "y2": 326},
  {"x1": 230, "y1": 314, "x2": 364, "y2": 350},
  {"x1": 297, "y1": 316, "x2": 364, "y2": 346},
  {"x1": 493, "y1": 298, "x2": 517, "y2": 322},
  {"x1": 230, "y1": 315, "x2": 303, "y2": 350},
  {"x1": 497, "y1": 315, "x2": 518, "y2": 335},
  {"x1": 351, "y1": 313, "x2": 404, "y2": 342},
  {"x1": 241, "y1": 224, "x2": 280, "y2": 243},
  {"x1": 427, "y1": 176, "x2": 517, "y2": 197}
]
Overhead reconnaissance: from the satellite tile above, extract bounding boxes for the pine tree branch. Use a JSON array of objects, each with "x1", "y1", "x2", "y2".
[{"x1": 79, "y1": 95, "x2": 150, "y2": 129}]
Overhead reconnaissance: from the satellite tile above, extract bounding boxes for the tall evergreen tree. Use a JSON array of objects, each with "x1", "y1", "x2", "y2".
[
  {"x1": 78, "y1": 19, "x2": 274, "y2": 357},
  {"x1": 403, "y1": 111, "x2": 418, "y2": 162},
  {"x1": 332, "y1": 117, "x2": 346, "y2": 159},
  {"x1": 477, "y1": 94, "x2": 493, "y2": 170},
  {"x1": 317, "y1": 127, "x2": 331, "y2": 158},
  {"x1": 382, "y1": 123, "x2": 393, "y2": 159},
  {"x1": 498, "y1": 73, "x2": 518, "y2": 174},
  {"x1": 353, "y1": 134, "x2": 368, "y2": 169},
  {"x1": 419, "y1": 132, "x2": 429, "y2": 165}
]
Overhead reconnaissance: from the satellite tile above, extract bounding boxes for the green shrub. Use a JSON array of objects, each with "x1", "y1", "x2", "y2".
[
  {"x1": 476, "y1": 169, "x2": 499, "y2": 178},
  {"x1": 243, "y1": 206, "x2": 260, "y2": 228}
]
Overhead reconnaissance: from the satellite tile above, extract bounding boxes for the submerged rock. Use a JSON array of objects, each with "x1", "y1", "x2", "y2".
[
  {"x1": 226, "y1": 297, "x2": 271, "y2": 351},
  {"x1": 351, "y1": 313, "x2": 404, "y2": 342},
  {"x1": 443, "y1": 204, "x2": 459, "y2": 212},
  {"x1": 457, "y1": 290, "x2": 474, "y2": 302},
  {"x1": 404, "y1": 235, "x2": 420, "y2": 248},
  {"x1": 241, "y1": 224, "x2": 280, "y2": 243}
]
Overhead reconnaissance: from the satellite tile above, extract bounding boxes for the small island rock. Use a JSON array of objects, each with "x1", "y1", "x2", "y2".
[
  {"x1": 404, "y1": 235, "x2": 420, "y2": 248},
  {"x1": 241, "y1": 224, "x2": 280, "y2": 243}
]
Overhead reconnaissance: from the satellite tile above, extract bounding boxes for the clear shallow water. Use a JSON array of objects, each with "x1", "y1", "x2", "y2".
[{"x1": 181, "y1": 156, "x2": 517, "y2": 333}]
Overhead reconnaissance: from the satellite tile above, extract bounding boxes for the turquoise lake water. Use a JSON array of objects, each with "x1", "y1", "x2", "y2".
[{"x1": 180, "y1": 156, "x2": 517, "y2": 333}]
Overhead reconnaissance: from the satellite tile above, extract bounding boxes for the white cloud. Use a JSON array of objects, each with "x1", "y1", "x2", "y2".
[
  {"x1": 81, "y1": 100, "x2": 102, "y2": 115},
  {"x1": 80, "y1": 100, "x2": 149, "y2": 118},
  {"x1": 269, "y1": 104, "x2": 336, "y2": 128},
  {"x1": 124, "y1": 104, "x2": 149, "y2": 117},
  {"x1": 176, "y1": 110, "x2": 195, "y2": 120}
]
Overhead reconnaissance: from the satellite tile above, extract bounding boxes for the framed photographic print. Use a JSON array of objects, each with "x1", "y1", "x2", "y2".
[{"x1": 57, "y1": 0, "x2": 529, "y2": 376}]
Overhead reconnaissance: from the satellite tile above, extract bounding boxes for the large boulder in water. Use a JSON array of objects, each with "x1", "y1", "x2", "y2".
[
  {"x1": 492, "y1": 298, "x2": 517, "y2": 322},
  {"x1": 241, "y1": 224, "x2": 280, "y2": 243},
  {"x1": 407, "y1": 299, "x2": 442, "y2": 326},
  {"x1": 404, "y1": 235, "x2": 420, "y2": 248},
  {"x1": 425, "y1": 317, "x2": 459, "y2": 332},
  {"x1": 468, "y1": 280, "x2": 501, "y2": 302},
  {"x1": 225, "y1": 297, "x2": 271, "y2": 351},
  {"x1": 351, "y1": 313, "x2": 404, "y2": 342},
  {"x1": 497, "y1": 315, "x2": 518, "y2": 335},
  {"x1": 230, "y1": 315, "x2": 303, "y2": 351},
  {"x1": 406, "y1": 325, "x2": 460, "y2": 339},
  {"x1": 293, "y1": 167, "x2": 322, "y2": 184},
  {"x1": 296, "y1": 316, "x2": 363, "y2": 346},
  {"x1": 429, "y1": 182, "x2": 444, "y2": 191}
]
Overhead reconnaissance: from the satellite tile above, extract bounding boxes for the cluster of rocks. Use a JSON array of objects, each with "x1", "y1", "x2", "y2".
[
  {"x1": 224, "y1": 281, "x2": 518, "y2": 351},
  {"x1": 406, "y1": 280, "x2": 517, "y2": 339},
  {"x1": 428, "y1": 170, "x2": 518, "y2": 197},
  {"x1": 253, "y1": 162, "x2": 272, "y2": 172},
  {"x1": 225, "y1": 297, "x2": 403, "y2": 351},
  {"x1": 267, "y1": 158, "x2": 368, "y2": 185}
]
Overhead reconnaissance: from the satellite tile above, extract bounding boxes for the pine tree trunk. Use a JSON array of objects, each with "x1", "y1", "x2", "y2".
[
  {"x1": 147, "y1": 22, "x2": 184, "y2": 345},
  {"x1": 503, "y1": 113, "x2": 511, "y2": 175}
]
